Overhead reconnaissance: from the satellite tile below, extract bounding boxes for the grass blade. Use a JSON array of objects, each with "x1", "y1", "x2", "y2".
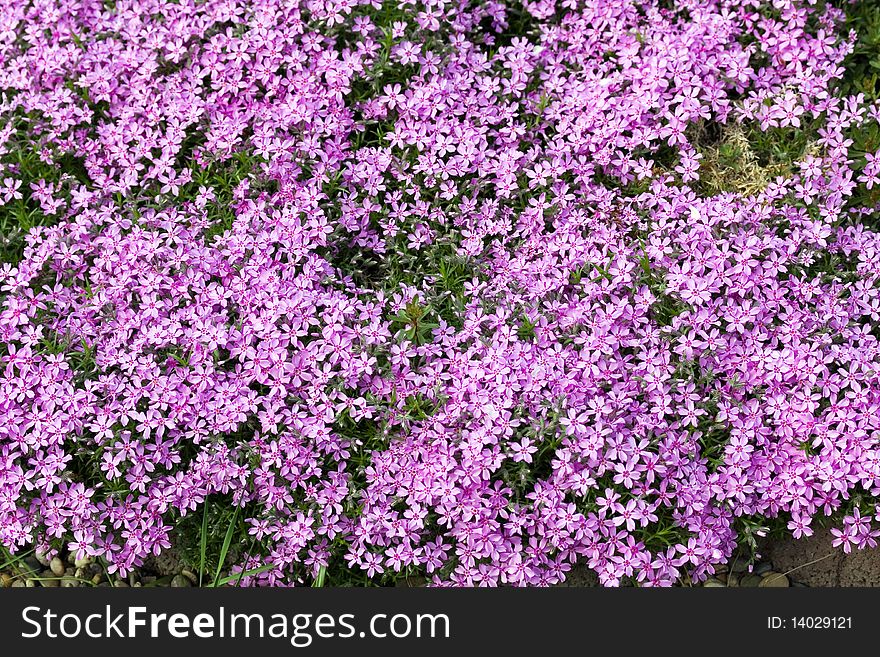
[
  {"x1": 312, "y1": 565, "x2": 327, "y2": 587},
  {"x1": 211, "y1": 505, "x2": 240, "y2": 587},
  {"x1": 213, "y1": 563, "x2": 275, "y2": 588},
  {"x1": 198, "y1": 501, "x2": 209, "y2": 587},
  {"x1": 0, "y1": 547, "x2": 34, "y2": 576}
]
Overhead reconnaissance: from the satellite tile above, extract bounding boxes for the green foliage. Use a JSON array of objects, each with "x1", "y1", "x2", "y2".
[{"x1": 177, "y1": 495, "x2": 249, "y2": 585}]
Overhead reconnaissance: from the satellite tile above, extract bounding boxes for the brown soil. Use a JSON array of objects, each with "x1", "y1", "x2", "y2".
[{"x1": 767, "y1": 529, "x2": 880, "y2": 587}]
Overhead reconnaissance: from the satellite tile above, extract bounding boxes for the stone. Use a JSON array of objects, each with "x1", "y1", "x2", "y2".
[
  {"x1": 49, "y1": 557, "x2": 66, "y2": 577},
  {"x1": 703, "y1": 579, "x2": 726, "y2": 587},
  {"x1": 171, "y1": 575, "x2": 191, "y2": 588},
  {"x1": 726, "y1": 573, "x2": 740, "y2": 587},
  {"x1": 60, "y1": 577, "x2": 80, "y2": 588},
  {"x1": 181, "y1": 569, "x2": 197, "y2": 584},
  {"x1": 759, "y1": 573, "x2": 789, "y2": 587},
  {"x1": 74, "y1": 556, "x2": 93, "y2": 569},
  {"x1": 34, "y1": 550, "x2": 50, "y2": 567},
  {"x1": 740, "y1": 574, "x2": 763, "y2": 587},
  {"x1": 24, "y1": 556, "x2": 42, "y2": 572},
  {"x1": 11, "y1": 580, "x2": 26, "y2": 588},
  {"x1": 39, "y1": 571, "x2": 59, "y2": 587}
]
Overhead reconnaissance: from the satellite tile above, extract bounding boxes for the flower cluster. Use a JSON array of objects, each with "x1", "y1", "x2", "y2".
[{"x1": 1, "y1": 0, "x2": 880, "y2": 586}]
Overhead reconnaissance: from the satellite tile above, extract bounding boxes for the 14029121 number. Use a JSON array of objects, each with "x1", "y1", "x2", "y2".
[{"x1": 790, "y1": 617, "x2": 852, "y2": 629}]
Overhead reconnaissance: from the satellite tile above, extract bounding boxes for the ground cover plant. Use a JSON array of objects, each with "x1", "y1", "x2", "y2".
[{"x1": 2, "y1": 0, "x2": 880, "y2": 587}]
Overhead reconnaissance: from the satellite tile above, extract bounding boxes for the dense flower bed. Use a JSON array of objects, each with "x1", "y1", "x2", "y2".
[{"x1": 2, "y1": 0, "x2": 880, "y2": 586}]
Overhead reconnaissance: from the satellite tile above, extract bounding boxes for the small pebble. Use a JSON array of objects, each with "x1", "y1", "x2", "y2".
[
  {"x1": 759, "y1": 573, "x2": 789, "y2": 587},
  {"x1": 11, "y1": 580, "x2": 26, "y2": 588},
  {"x1": 113, "y1": 580, "x2": 129, "y2": 588},
  {"x1": 49, "y1": 557, "x2": 66, "y2": 577},
  {"x1": 34, "y1": 550, "x2": 50, "y2": 567},
  {"x1": 171, "y1": 575, "x2": 191, "y2": 588},
  {"x1": 181, "y1": 569, "x2": 197, "y2": 584},
  {"x1": 92, "y1": 573, "x2": 103, "y2": 585},
  {"x1": 726, "y1": 573, "x2": 740, "y2": 587},
  {"x1": 60, "y1": 577, "x2": 80, "y2": 588},
  {"x1": 703, "y1": 579, "x2": 726, "y2": 587},
  {"x1": 39, "y1": 571, "x2": 59, "y2": 588},
  {"x1": 74, "y1": 556, "x2": 93, "y2": 569},
  {"x1": 740, "y1": 574, "x2": 763, "y2": 587}
]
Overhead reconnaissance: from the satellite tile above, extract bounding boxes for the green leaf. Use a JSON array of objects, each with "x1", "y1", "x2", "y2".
[
  {"x1": 198, "y1": 502, "x2": 209, "y2": 587},
  {"x1": 212, "y1": 505, "x2": 241, "y2": 587},
  {"x1": 212, "y1": 563, "x2": 275, "y2": 588}
]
